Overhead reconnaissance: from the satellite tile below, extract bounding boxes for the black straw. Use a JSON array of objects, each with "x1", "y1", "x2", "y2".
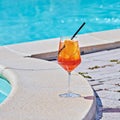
[
  {"x1": 71, "y1": 22, "x2": 86, "y2": 40},
  {"x1": 58, "y1": 22, "x2": 86, "y2": 54}
]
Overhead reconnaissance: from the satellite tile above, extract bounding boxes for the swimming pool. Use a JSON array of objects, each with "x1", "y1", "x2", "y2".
[
  {"x1": 0, "y1": 75, "x2": 11, "y2": 103},
  {"x1": 0, "y1": 0, "x2": 120, "y2": 45}
]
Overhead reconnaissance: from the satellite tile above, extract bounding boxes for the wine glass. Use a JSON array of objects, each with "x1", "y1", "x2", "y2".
[{"x1": 57, "y1": 36, "x2": 81, "y2": 97}]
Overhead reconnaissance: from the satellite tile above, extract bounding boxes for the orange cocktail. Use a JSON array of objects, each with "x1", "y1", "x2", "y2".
[
  {"x1": 57, "y1": 37, "x2": 81, "y2": 97},
  {"x1": 58, "y1": 39, "x2": 81, "y2": 72}
]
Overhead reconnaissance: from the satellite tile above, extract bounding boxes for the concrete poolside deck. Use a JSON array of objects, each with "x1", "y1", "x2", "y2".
[{"x1": 0, "y1": 29, "x2": 120, "y2": 120}]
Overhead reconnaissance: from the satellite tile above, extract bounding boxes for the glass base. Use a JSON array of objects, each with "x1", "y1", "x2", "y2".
[{"x1": 59, "y1": 92, "x2": 80, "y2": 98}]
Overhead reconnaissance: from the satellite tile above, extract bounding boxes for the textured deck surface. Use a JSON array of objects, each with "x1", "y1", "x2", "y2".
[{"x1": 74, "y1": 48, "x2": 120, "y2": 120}]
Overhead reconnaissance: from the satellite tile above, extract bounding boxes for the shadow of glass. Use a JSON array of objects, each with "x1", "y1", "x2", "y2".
[{"x1": 84, "y1": 96, "x2": 95, "y2": 100}]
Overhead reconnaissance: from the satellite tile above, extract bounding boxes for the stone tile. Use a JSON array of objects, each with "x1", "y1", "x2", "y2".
[
  {"x1": 101, "y1": 99, "x2": 120, "y2": 108},
  {"x1": 102, "y1": 113, "x2": 120, "y2": 120},
  {"x1": 96, "y1": 91, "x2": 120, "y2": 101}
]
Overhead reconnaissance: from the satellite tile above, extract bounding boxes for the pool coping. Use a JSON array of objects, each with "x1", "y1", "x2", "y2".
[
  {"x1": 0, "y1": 29, "x2": 120, "y2": 120},
  {"x1": 0, "y1": 60, "x2": 96, "y2": 120},
  {"x1": 3, "y1": 29, "x2": 120, "y2": 60}
]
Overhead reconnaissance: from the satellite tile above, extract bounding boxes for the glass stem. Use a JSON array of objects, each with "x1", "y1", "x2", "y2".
[{"x1": 68, "y1": 72, "x2": 71, "y2": 93}]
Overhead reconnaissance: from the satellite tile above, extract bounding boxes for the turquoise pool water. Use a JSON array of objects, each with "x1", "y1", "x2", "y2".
[
  {"x1": 0, "y1": 0, "x2": 120, "y2": 45},
  {"x1": 0, "y1": 76, "x2": 11, "y2": 103}
]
